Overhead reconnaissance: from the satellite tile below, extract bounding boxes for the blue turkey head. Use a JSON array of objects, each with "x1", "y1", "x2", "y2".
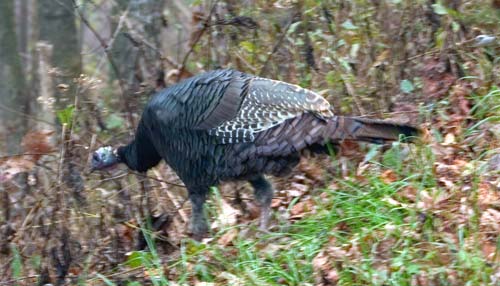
[{"x1": 91, "y1": 146, "x2": 120, "y2": 171}]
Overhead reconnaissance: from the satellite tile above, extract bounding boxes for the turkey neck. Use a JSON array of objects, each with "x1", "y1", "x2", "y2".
[{"x1": 116, "y1": 119, "x2": 162, "y2": 173}]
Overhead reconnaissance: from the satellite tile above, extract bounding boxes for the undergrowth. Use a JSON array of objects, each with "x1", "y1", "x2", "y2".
[{"x1": 87, "y1": 140, "x2": 498, "y2": 285}]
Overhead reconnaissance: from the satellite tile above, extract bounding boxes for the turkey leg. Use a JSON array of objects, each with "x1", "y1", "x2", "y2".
[{"x1": 249, "y1": 175, "x2": 274, "y2": 229}]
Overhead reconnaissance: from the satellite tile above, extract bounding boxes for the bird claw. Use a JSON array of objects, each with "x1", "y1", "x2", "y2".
[
  {"x1": 189, "y1": 217, "x2": 209, "y2": 241},
  {"x1": 190, "y1": 232, "x2": 207, "y2": 242}
]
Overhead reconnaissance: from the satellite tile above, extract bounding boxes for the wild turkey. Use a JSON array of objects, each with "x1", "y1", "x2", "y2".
[{"x1": 91, "y1": 69, "x2": 419, "y2": 239}]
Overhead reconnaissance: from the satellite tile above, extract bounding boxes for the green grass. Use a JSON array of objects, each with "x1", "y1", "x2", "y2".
[
  {"x1": 38, "y1": 136, "x2": 490, "y2": 286},
  {"x1": 82, "y1": 143, "x2": 497, "y2": 285},
  {"x1": 68, "y1": 136, "x2": 500, "y2": 285},
  {"x1": 170, "y1": 187, "x2": 403, "y2": 284},
  {"x1": 169, "y1": 160, "x2": 494, "y2": 285}
]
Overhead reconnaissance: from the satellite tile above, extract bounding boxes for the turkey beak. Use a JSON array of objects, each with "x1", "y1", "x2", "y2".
[{"x1": 88, "y1": 151, "x2": 100, "y2": 174}]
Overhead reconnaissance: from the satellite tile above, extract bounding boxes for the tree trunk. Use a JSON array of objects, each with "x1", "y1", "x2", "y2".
[
  {"x1": 0, "y1": 0, "x2": 28, "y2": 154},
  {"x1": 110, "y1": 0, "x2": 165, "y2": 109},
  {"x1": 38, "y1": 0, "x2": 81, "y2": 110},
  {"x1": 36, "y1": 42, "x2": 56, "y2": 131}
]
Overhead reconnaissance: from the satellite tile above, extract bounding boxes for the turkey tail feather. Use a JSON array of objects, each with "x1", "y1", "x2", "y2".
[{"x1": 328, "y1": 116, "x2": 420, "y2": 144}]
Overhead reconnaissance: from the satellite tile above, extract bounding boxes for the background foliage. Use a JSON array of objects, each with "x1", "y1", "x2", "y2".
[{"x1": 1, "y1": 0, "x2": 500, "y2": 285}]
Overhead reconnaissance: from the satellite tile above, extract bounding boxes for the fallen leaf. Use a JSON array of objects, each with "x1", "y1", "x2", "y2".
[
  {"x1": 372, "y1": 50, "x2": 390, "y2": 68},
  {"x1": 312, "y1": 251, "x2": 339, "y2": 285},
  {"x1": 299, "y1": 160, "x2": 324, "y2": 182},
  {"x1": 211, "y1": 198, "x2": 241, "y2": 229},
  {"x1": 443, "y1": 133, "x2": 456, "y2": 145},
  {"x1": 217, "y1": 272, "x2": 245, "y2": 285},
  {"x1": 290, "y1": 182, "x2": 309, "y2": 194},
  {"x1": 478, "y1": 182, "x2": 500, "y2": 208},
  {"x1": 144, "y1": 268, "x2": 165, "y2": 281},
  {"x1": 380, "y1": 169, "x2": 397, "y2": 184},
  {"x1": 326, "y1": 246, "x2": 349, "y2": 260},
  {"x1": 339, "y1": 140, "x2": 363, "y2": 158},
  {"x1": 195, "y1": 282, "x2": 215, "y2": 286},
  {"x1": 480, "y1": 208, "x2": 500, "y2": 232},
  {"x1": 399, "y1": 186, "x2": 418, "y2": 202},
  {"x1": 243, "y1": 201, "x2": 261, "y2": 220},
  {"x1": 450, "y1": 83, "x2": 472, "y2": 117},
  {"x1": 391, "y1": 102, "x2": 419, "y2": 124},
  {"x1": 21, "y1": 130, "x2": 55, "y2": 161},
  {"x1": 286, "y1": 189, "x2": 304, "y2": 197},
  {"x1": 290, "y1": 199, "x2": 314, "y2": 218},
  {"x1": 481, "y1": 241, "x2": 498, "y2": 261},
  {"x1": 382, "y1": 197, "x2": 403, "y2": 206},
  {"x1": 325, "y1": 268, "x2": 339, "y2": 284},
  {"x1": 0, "y1": 157, "x2": 36, "y2": 182},
  {"x1": 116, "y1": 223, "x2": 135, "y2": 245},
  {"x1": 312, "y1": 251, "x2": 330, "y2": 271},
  {"x1": 217, "y1": 228, "x2": 239, "y2": 247},
  {"x1": 416, "y1": 189, "x2": 450, "y2": 210},
  {"x1": 271, "y1": 198, "x2": 282, "y2": 208},
  {"x1": 412, "y1": 271, "x2": 430, "y2": 286}
]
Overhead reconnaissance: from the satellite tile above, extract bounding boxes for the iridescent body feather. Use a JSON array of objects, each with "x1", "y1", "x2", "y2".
[{"x1": 93, "y1": 69, "x2": 419, "y2": 239}]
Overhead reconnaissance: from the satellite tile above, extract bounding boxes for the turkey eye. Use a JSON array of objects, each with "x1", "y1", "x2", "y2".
[{"x1": 93, "y1": 153, "x2": 100, "y2": 161}]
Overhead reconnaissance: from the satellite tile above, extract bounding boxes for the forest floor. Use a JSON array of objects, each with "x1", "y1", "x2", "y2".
[
  {"x1": 2, "y1": 1, "x2": 500, "y2": 285},
  {"x1": 83, "y1": 104, "x2": 500, "y2": 286},
  {"x1": 2, "y1": 82, "x2": 500, "y2": 286}
]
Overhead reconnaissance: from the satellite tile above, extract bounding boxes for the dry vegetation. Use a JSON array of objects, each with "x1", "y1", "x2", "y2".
[{"x1": 1, "y1": 0, "x2": 500, "y2": 285}]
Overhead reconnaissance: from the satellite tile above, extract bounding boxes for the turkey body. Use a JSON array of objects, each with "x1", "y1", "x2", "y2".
[{"x1": 115, "y1": 69, "x2": 419, "y2": 239}]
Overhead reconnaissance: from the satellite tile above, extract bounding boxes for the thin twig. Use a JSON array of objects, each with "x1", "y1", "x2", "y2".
[
  {"x1": 92, "y1": 172, "x2": 128, "y2": 184},
  {"x1": 259, "y1": 10, "x2": 299, "y2": 77},
  {"x1": 234, "y1": 51, "x2": 258, "y2": 73},
  {"x1": 0, "y1": 152, "x2": 57, "y2": 160},
  {"x1": 56, "y1": 123, "x2": 68, "y2": 226},
  {"x1": 152, "y1": 169, "x2": 189, "y2": 223},
  {"x1": 12, "y1": 213, "x2": 102, "y2": 230},
  {"x1": 11, "y1": 200, "x2": 42, "y2": 245},
  {"x1": 0, "y1": 102, "x2": 56, "y2": 127},
  {"x1": 324, "y1": 59, "x2": 366, "y2": 115},
  {"x1": 85, "y1": 134, "x2": 97, "y2": 173},
  {"x1": 177, "y1": 1, "x2": 220, "y2": 81},
  {"x1": 0, "y1": 275, "x2": 39, "y2": 285},
  {"x1": 340, "y1": 73, "x2": 366, "y2": 115},
  {"x1": 84, "y1": 266, "x2": 145, "y2": 283},
  {"x1": 131, "y1": 171, "x2": 185, "y2": 188},
  {"x1": 396, "y1": 33, "x2": 500, "y2": 64},
  {"x1": 123, "y1": 32, "x2": 179, "y2": 69},
  {"x1": 107, "y1": 6, "x2": 129, "y2": 50},
  {"x1": 71, "y1": 0, "x2": 135, "y2": 130}
]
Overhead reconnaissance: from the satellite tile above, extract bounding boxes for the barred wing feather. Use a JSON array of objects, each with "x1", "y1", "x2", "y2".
[{"x1": 207, "y1": 77, "x2": 333, "y2": 144}]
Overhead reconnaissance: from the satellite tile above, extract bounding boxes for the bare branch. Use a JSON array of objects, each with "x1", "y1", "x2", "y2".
[
  {"x1": 71, "y1": 0, "x2": 136, "y2": 130},
  {"x1": 177, "y1": 1, "x2": 220, "y2": 81},
  {"x1": 259, "y1": 11, "x2": 300, "y2": 77}
]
